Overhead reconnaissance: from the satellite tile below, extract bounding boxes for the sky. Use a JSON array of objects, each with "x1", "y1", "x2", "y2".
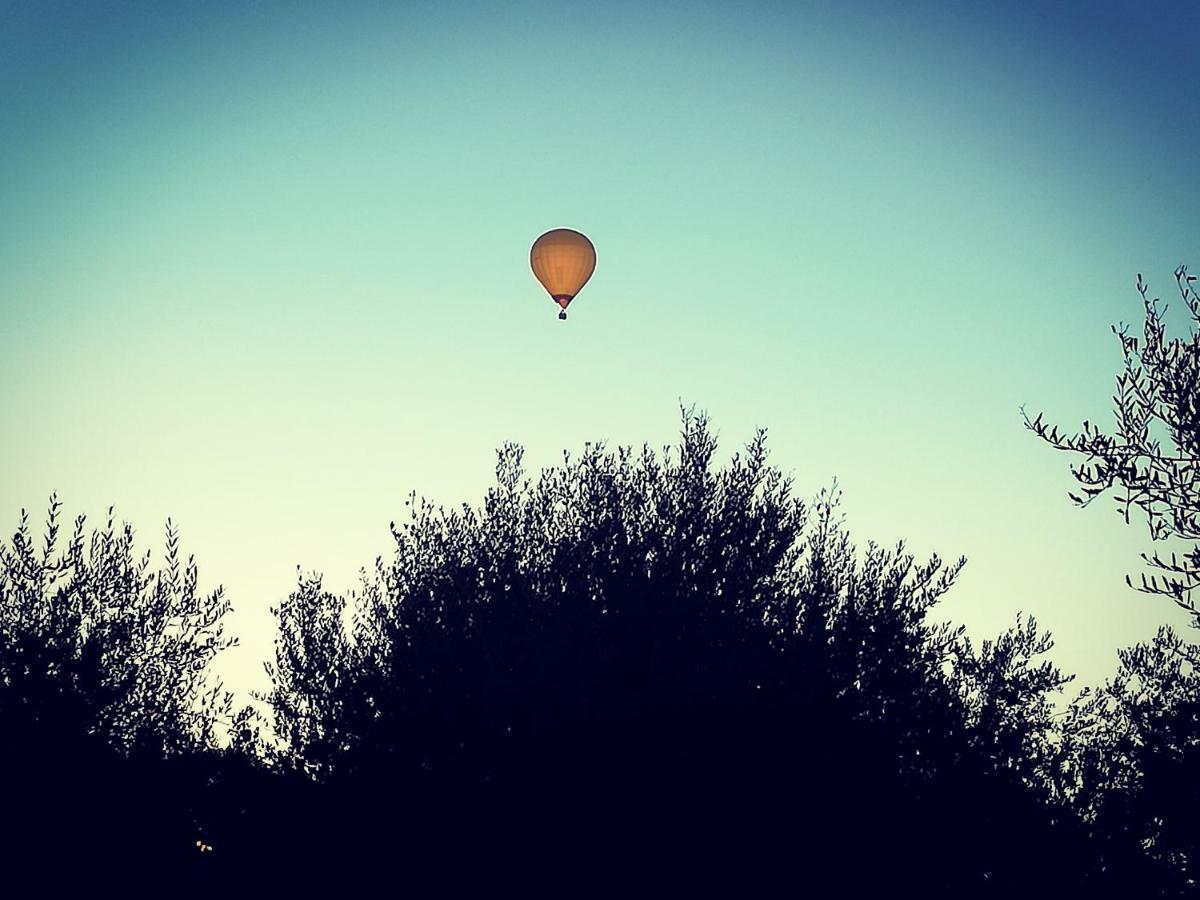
[{"x1": 2, "y1": 0, "x2": 1198, "y2": 698}]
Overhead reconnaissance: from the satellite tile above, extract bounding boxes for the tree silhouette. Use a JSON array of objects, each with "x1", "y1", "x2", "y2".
[
  {"x1": 243, "y1": 410, "x2": 1087, "y2": 892},
  {"x1": 6, "y1": 409, "x2": 1181, "y2": 890},
  {"x1": 1028, "y1": 266, "x2": 1200, "y2": 893},
  {"x1": 0, "y1": 495, "x2": 237, "y2": 868},
  {"x1": 1058, "y1": 627, "x2": 1200, "y2": 893},
  {"x1": 1026, "y1": 265, "x2": 1200, "y2": 615}
]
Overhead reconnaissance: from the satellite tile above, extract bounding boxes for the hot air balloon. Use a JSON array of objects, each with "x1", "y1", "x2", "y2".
[{"x1": 530, "y1": 228, "x2": 596, "y2": 320}]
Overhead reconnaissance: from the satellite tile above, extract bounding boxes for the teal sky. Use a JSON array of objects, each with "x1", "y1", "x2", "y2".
[{"x1": 2, "y1": 0, "x2": 1198, "y2": 696}]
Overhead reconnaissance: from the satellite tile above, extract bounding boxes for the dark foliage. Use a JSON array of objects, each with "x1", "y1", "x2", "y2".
[
  {"x1": 1029, "y1": 266, "x2": 1200, "y2": 893},
  {"x1": 6, "y1": 407, "x2": 1194, "y2": 892},
  {"x1": 1026, "y1": 265, "x2": 1200, "y2": 613},
  {"x1": 1061, "y1": 629, "x2": 1200, "y2": 891},
  {"x1": 232, "y1": 411, "x2": 1091, "y2": 892},
  {"x1": 0, "y1": 496, "x2": 238, "y2": 871}
]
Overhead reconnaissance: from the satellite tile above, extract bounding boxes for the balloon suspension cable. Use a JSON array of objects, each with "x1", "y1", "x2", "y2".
[{"x1": 558, "y1": 310, "x2": 567, "y2": 321}]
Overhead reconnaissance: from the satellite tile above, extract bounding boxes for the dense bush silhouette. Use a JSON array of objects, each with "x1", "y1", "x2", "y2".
[
  {"x1": 0, "y1": 496, "x2": 238, "y2": 869},
  {"x1": 230, "y1": 411, "x2": 1092, "y2": 891},
  {"x1": 6, "y1": 408, "x2": 1194, "y2": 892},
  {"x1": 1058, "y1": 629, "x2": 1200, "y2": 892}
]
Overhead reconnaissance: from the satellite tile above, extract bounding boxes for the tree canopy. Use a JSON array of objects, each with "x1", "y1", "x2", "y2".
[{"x1": 1, "y1": 407, "x2": 1193, "y2": 892}]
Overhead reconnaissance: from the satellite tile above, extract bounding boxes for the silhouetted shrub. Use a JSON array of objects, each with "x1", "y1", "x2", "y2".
[
  {"x1": 246, "y1": 410, "x2": 1084, "y2": 892},
  {"x1": 8, "y1": 408, "x2": 1180, "y2": 891},
  {"x1": 0, "y1": 496, "x2": 236, "y2": 868},
  {"x1": 1050, "y1": 628, "x2": 1200, "y2": 895}
]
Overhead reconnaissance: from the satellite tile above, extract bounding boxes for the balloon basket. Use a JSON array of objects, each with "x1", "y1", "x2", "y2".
[{"x1": 558, "y1": 310, "x2": 567, "y2": 321}]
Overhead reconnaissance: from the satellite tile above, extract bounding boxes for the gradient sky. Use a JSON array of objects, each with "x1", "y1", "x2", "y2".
[{"x1": 2, "y1": 0, "x2": 1198, "y2": 698}]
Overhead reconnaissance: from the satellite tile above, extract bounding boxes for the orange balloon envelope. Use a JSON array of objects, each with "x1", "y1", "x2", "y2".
[{"x1": 530, "y1": 228, "x2": 596, "y2": 320}]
